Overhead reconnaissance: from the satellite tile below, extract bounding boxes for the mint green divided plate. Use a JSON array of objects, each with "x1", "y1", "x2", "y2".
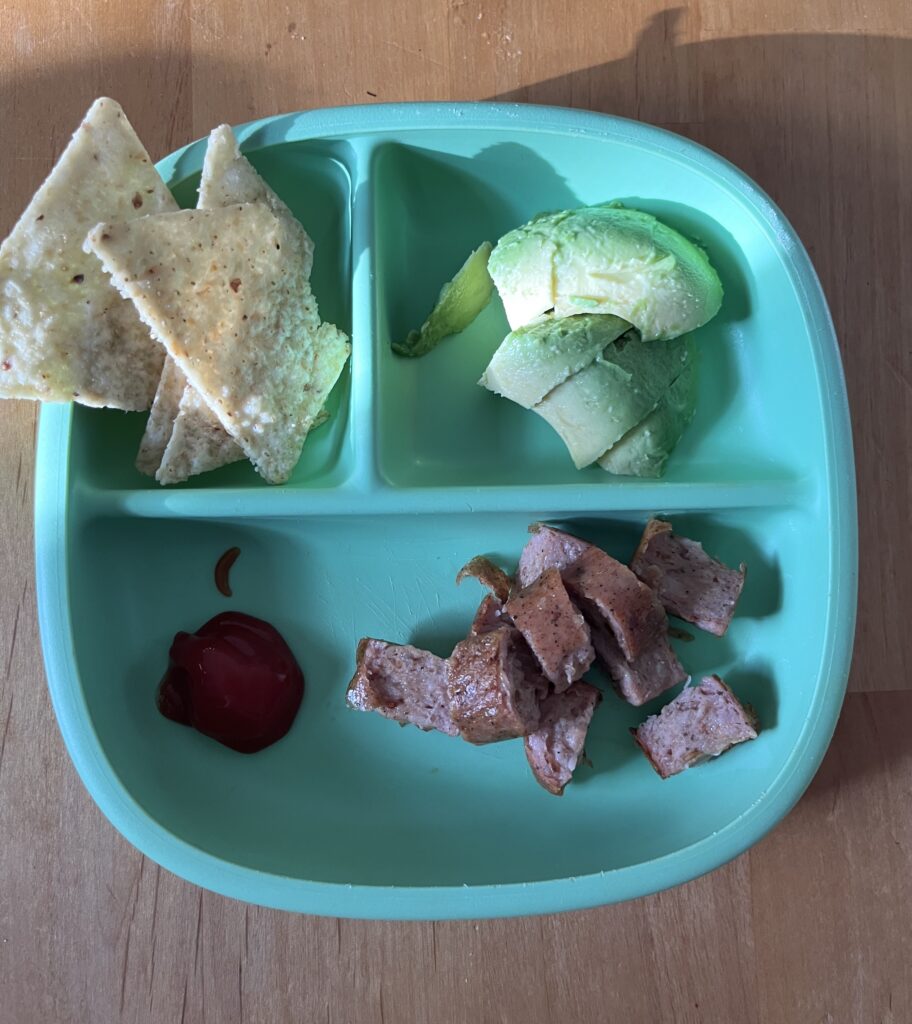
[{"x1": 34, "y1": 103, "x2": 856, "y2": 919}]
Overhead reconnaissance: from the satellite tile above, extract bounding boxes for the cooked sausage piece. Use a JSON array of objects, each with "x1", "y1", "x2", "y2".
[
  {"x1": 346, "y1": 638, "x2": 458, "y2": 736},
  {"x1": 632, "y1": 675, "x2": 759, "y2": 778},
  {"x1": 631, "y1": 519, "x2": 746, "y2": 637},
  {"x1": 516, "y1": 523, "x2": 592, "y2": 588},
  {"x1": 587, "y1": 610, "x2": 687, "y2": 706},
  {"x1": 456, "y1": 555, "x2": 513, "y2": 602},
  {"x1": 470, "y1": 593, "x2": 510, "y2": 635},
  {"x1": 562, "y1": 546, "x2": 667, "y2": 662},
  {"x1": 524, "y1": 682, "x2": 602, "y2": 795},
  {"x1": 446, "y1": 626, "x2": 547, "y2": 744},
  {"x1": 505, "y1": 567, "x2": 595, "y2": 691}
]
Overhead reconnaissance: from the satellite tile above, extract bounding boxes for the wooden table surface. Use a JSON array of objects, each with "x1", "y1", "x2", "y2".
[{"x1": 1, "y1": 1, "x2": 910, "y2": 1021}]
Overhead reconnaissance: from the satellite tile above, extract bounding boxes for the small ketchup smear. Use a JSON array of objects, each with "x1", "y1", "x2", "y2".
[{"x1": 157, "y1": 611, "x2": 304, "y2": 753}]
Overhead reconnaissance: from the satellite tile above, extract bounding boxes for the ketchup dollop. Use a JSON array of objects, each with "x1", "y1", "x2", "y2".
[{"x1": 157, "y1": 611, "x2": 304, "y2": 753}]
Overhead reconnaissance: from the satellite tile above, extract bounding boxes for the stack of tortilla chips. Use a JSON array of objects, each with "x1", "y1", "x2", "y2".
[{"x1": 0, "y1": 98, "x2": 351, "y2": 485}]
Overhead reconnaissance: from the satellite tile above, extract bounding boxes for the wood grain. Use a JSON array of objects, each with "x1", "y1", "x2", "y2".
[{"x1": 1, "y1": 1, "x2": 910, "y2": 1021}]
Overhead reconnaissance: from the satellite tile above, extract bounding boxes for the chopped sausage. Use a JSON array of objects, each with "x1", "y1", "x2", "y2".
[
  {"x1": 346, "y1": 638, "x2": 458, "y2": 736},
  {"x1": 517, "y1": 524, "x2": 667, "y2": 664},
  {"x1": 632, "y1": 675, "x2": 759, "y2": 778},
  {"x1": 446, "y1": 626, "x2": 547, "y2": 744},
  {"x1": 587, "y1": 610, "x2": 687, "y2": 705},
  {"x1": 505, "y1": 567, "x2": 594, "y2": 691},
  {"x1": 456, "y1": 555, "x2": 513, "y2": 602},
  {"x1": 516, "y1": 523, "x2": 591, "y2": 588},
  {"x1": 631, "y1": 519, "x2": 746, "y2": 637},
  {"x1": 524, "y1": 682, "x2": 602, "y2": 795},
  {"x1": 562, "y1": 546, "x2": 667, "y2": 662},
  {"x1": 470, "y1": 593, "x2": 510, "y2": 635}
]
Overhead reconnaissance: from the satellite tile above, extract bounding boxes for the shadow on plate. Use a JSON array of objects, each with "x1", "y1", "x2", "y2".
[
  {"x1": 725, "y1": 663, "x2": 779, "y2": 732},
  {"x1": 408, "y1": 611, "x2": 475, "y2": 660},
  {"x1": 368, "y1": 140, "x2": 581, "y2": 347}
]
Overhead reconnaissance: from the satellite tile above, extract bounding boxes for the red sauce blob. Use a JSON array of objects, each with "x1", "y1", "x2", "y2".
[{"x1": 157, "y1": 611, "x2": 304, "y2": 753}]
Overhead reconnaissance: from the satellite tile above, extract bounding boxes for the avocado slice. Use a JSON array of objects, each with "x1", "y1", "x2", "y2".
[
  {"x1": 393, "y1": 242, "x2": 494, "y2": 357},
  {"x1": 488, "y1": 204, "x2": 722, "y2": 341},
  {"x1": 530, "y1": 319, "x2": 690, "y2": 468},
  {"x1": 479, "y1": 312, "x2": 631, "y2": 408},
  {"x1": 598, "y1": 343, "x2": 697, "y2": 477}
]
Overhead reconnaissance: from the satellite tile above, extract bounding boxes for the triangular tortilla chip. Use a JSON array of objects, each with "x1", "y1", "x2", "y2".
[
  {"x1": 157, "y1": 384, "x2": 246, "y2": 484},
  {"x1": 87, "y1": 204, "x2": 351, "y2": 483},
  {"x1": 198, "y1": 125, "x2": 314, "y2": 277},
  {"x1": 137, "y1": 354, "x2": 245, "y2": 482},
  {"x1": 0, "y1": 97, "x2": 177, "y2": 408},
  {"x1": 152, "y1": 362, "x2": 246, "y2": 483},
  {"x1": 146, "y1": 124, "x2": 310, "y2": 483},
  {"x1": 135, "y1": 355, "x2": 185, "y2": 474}
]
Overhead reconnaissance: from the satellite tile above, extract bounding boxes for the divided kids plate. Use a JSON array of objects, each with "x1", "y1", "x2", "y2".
[{"x1": 34, "y1": 103, "x2": 857, "y2": 919}]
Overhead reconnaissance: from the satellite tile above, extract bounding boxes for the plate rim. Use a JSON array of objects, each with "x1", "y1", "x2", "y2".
[{"x1": 34, "y1": 100, "x2": 857, "y2": 919}]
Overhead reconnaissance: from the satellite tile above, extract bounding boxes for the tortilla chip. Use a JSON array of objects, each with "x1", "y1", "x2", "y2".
[
  {"x1": 135, "y1": 356, "x2": 186, "y2": 475},
  {"x1": 198, "y1": 125, "x2": 314, "y2": 278},
  {"x1": 143, "y1": 124, "x2": 309, "y2": 483},
  {"x1": 135, "y1": 126, "x2": 276, "y2": 479},
  {"x1": 157, "y1": 383, "x2": 246, "y2": 484},
  {"x1": 0, "y1": 97, "x2": 177, "y2": 408},
  {"x1": 87, "y1": 204, "x2": 351, "y2": 483},
  {"x1": 311, "y1": 322, "x2": 352, "y2": 408}
]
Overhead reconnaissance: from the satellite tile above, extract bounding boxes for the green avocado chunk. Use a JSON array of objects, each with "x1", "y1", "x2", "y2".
[
  {"x1": 598, "y1": 342, "x2": 697, "y2": 477},
  {"x1": 479, "y1": 312, "x2": 631, "y2": 408},
  {"x1": 488, "y1": 203, "x2": 723, "y2": 341},
  {"x1": 528, "y1": 316, "x2": 690, "y2": 468},
  {"x1": 393, "y1": 242, "x2": 494, "y2": 357}
]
